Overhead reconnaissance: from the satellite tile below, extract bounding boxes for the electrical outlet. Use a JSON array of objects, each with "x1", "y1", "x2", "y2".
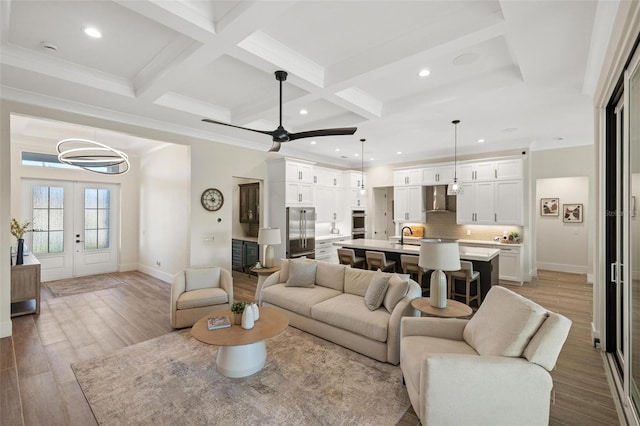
[{"x1": 156, "y1": 260, "x2": 161, "y2": 266}]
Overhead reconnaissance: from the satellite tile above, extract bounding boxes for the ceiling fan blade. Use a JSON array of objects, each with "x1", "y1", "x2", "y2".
[
  {"x1": 202, "y1": 119, "x2": 274, "y2": 137},
  {"x1": 288, "y1": 127, "x2": 357, "y2": 141},
  {"x1": 268, "y1": 142, "x2": 282, "y2": 152}
]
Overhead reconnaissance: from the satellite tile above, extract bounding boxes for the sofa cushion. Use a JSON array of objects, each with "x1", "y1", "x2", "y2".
[
  {"x1": 262, "y1": 283, "x2": 341, "y2": 317},
  {"x1": 286, "y1": 259, "x2": 317, "y2": 287},
  {"x1": 344, "y1": 268, "x2": 378, "y2": 296},
  {"x1": 401, "y1": 335, "x2": 478, "y2": 392},
  {"x1": 463, "y1": 286, "x2": 547, "y2": 357},
  {"x1": 315, "y1": 262, "x2": 346, "y2": 291},
  {"x1": 384, "y1": 274, "x2": 410, "y2": 313},
  {"x1": 176, "y1": 288, "x2": 228, "y2": 310},
  {"x1": 364, "y1": 270, "x2": 390, "y2": 310},
  {"x1": 312, "y1": 293, "x2": 390, "y2": 342},
  {"x1": 185, "y1": 267, "x2": 220, "y2": 291}
]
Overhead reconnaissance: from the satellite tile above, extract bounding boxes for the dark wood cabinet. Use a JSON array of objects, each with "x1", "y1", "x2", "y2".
[
  {"x1": 232, "y1": 239, "x2": 259, "y2": 273},
  {"x1": 239, "y1": 183, "x2": 260, "y2": 224}
]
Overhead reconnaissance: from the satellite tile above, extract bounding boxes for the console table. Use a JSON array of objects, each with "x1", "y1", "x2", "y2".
[{"x1": 11, "y1": 254, "x2": 41, "y2": 317}]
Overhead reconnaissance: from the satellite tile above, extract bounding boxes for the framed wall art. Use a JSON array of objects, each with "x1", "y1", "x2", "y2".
[
  {"x1": 563, "y1": 203, "x2": 583, "y2": 223},
  {"x1": 540, "y1": 198, "x2": 559, "y2": 216}
]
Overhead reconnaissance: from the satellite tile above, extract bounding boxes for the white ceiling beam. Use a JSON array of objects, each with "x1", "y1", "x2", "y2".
[
  {"x1": 0, "y1": 0, "x2": 12, "y2": 45},
  {"x1": 582, "y1": 0, "x2": 620, "y2": 96}
]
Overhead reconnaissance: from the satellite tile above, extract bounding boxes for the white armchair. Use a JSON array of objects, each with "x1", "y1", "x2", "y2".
[
  {"x1": 170, "y1": 267, "x2": 233, "y2": 328},
  {"x1": 400, "y1": 286, "x2": 571, "y2": 426}
]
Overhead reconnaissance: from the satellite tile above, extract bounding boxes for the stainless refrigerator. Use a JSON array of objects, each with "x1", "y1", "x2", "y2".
[{"x1": 286, "y1": 207, "x2": 316, "y2": 259}]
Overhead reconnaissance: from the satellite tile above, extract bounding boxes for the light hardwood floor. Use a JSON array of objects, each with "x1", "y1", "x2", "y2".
[{"x1": 0, "y1": 269, "x2": 621, "y2": 425}]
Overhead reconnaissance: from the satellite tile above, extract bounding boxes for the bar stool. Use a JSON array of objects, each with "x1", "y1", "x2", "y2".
[
  {"x1": 337, "y1": 248, "x2": 365, "y2": 269},
  {"x1": 365, "y1": 251, "x2": 396, "y2": 272},
  {"x1": 447, "y1": 260, "x2": 481, "y2": 307},
  {"x1": 400, "y1": 255, "x2": 429, "y2": 285}
]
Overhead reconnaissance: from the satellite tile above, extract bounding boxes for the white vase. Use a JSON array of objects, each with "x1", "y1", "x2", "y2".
[
  {"x1": 251, "y1": 303, "x2": 259, "y2": 321},
  {"x1": 242, "y1": 307, "x2": 255, "y2": 329}
]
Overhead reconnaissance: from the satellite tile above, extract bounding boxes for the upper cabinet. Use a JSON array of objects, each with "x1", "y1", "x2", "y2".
[
  {"x1": 456, "y1": 180, "x2": 523, "y2": 225},
  {"x1": 393, "y1": 186, "x2": 425, "y2": 222},
  {"x1": 314, "y1": 167, "x2": 343, "y2": 187},
  {"x1": 348, "y1": 171, "x2": 368, "y2": 209},
  {"x1": 393, "y1": 168, "x2": 422, "y2": 186},
  {"x1": 286, "y1": 160, "x2": 314, "y2": 184},
  {"x1": 422, "y1": 165, "x2": 455, "y2": 185},
  {"x1": 457, "y1": 158, "x2": 523, "y2": 182}
]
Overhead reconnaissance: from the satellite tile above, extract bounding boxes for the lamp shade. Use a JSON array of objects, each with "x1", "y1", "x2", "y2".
[
  {"x1": 258, "y1": 228, "x2": 281, "y2": 245},
  {"x1": 418, "y1": 239, "x2": 461, "y2": 271}
]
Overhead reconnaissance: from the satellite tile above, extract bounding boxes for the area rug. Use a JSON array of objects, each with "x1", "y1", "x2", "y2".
[
  {"x1": 72, "y1": 327, "x2": 410, "y2": 425},
  {"x1": 44, "y1": 274, "x2": 126, "y2": 297}
]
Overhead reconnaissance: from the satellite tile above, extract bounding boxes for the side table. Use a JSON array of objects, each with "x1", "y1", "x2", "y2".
[
  {"x1": 250, "y1": 266, "x2": 281, "y2": 287},
  {"x1": 411, "y1": 298, "x2": 473, "y2": 318}
]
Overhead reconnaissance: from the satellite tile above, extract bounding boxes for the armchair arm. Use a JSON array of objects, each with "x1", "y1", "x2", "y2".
[
  {"x1": 170, "y1": 272, "x2": 186, "y2": 328},
  {"x1": 386, "y1": 280, "x2": 421, "y2": 365},
  {"x1": 401, "y1": 317, "x2": 468, "y2": 341},
  {"x1": 419, "y1": 354, "x2": 553, "y2": 426},
  {"x1": 255, "y1": 271, "x2": 281, "y2": 306},
  {"x1": 219, "y1": 268, "x2": 233, "y2": 304}
]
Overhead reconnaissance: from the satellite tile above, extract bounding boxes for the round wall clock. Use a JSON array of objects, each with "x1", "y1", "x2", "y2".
[{"x1": 201, "y1": 188, "x2": 224, "y2": 211}]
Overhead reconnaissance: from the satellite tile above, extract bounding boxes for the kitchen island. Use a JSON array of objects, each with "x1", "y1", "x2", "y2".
[{"x1": 334, "y1": 239, "x2": 499, "y2": 301}]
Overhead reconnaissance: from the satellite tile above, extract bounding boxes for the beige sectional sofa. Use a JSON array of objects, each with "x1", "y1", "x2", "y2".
[{"x1": 255, "y1": 258, "x2": 421, "y2": 365}]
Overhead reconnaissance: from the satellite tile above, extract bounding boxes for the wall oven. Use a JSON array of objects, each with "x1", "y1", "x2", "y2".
[{"x1": 352, "y1": 210, "x2": 365, "y2": 239}]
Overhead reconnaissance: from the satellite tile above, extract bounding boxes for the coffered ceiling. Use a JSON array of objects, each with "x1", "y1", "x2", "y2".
[{"x1": 0, "y1": 0, "x2": 616, "y2": 167}]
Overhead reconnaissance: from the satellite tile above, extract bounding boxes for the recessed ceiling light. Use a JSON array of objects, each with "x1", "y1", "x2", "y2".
[
  {"x1": 477, "y1": 138, "x2": 485, "y2": 143},
  {"x1": 396, "y1": 151, "x2": 402, "y2": 155},
  {"x1": 418, "y1": 69, "x2": 431, "y2": 77},
  {"x1": 354, "y1": 153, "x2": 359, "y2": 157},
  {"x1": 335, "y1": 148, "x2": 341, "y2": 152},
  {"x1": 299, "y1": 109, "x2": 308, "y2": 115},
  {"x1": 370, "y1": 157, "x2": 375, "y2": 161},
  {"x1": 554, "y1": 137, "x2": 564, "y2": 141},
  {"x1": 309, "y1": 141, "x2": 316, "y2": 145},
  {"x1": 83, "y1": 27, "x2": 102, "y2": 39}
]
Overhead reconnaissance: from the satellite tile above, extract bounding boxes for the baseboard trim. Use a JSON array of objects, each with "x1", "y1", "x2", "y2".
[
  {"x1": 587, "y1": 272, "x2": 595, "y2": 284},
  {"x1": 138, "y1": 264, "x2": 172, "y2": 283},
  {"x1": 0, "y1": 320, "x2": 12, "y2": 338},
  {"x1": 536, "y1": 262, "x2": 588, "y2": 275},
  {"x1": 119, "y1": 263, "x2": 138, "y2": 272}
]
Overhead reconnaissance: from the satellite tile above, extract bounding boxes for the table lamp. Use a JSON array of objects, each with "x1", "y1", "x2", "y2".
[
  {"x1": 258, "y1": 227, "x2": 281, "y2": 268},
  {"x1": 418, "y1": 239, "x2": 461, "y2": 308}
]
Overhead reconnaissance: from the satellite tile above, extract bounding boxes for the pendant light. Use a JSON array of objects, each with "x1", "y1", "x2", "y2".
[
  {"x1": 359, "y1": 138, "x2": 366, "y2": 195},
  {"x1": 449, "y1": 120, "x2": 461, "y2": 195}
]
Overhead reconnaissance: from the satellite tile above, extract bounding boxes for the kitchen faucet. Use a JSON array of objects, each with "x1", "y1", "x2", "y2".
[{"x1": 400, "y1": 226, "x2": 413, "y2": 245}]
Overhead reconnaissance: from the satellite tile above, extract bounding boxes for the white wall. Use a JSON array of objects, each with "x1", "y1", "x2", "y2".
[
  {"x1": 138, "y1": 144, "x2": 190, "y2": 282},
  {"x1": 536, "y1": 177, "x2": 590, "y2": 273}
]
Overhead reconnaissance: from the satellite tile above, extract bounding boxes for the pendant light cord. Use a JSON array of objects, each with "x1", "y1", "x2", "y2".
[
  {"x1": 452, "y1": 120, "x2": 460, "y2": 180},
  {"x1": 360, "y1": 138, "x2": 365, "y2": 191}
]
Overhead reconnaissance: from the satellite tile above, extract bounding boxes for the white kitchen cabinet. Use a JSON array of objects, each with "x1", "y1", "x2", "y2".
[
  {"x1": 456, "y1": 180, "x2": 522, "y2": 225},
  {"x1": 286, "y1": 160, "x2": 314, "y2": 184},
  {"x1": 314, "y1": 186, "x2": 344, "y2": 222},
  {"x1": 495, "y1": 159, "x2": 523, "y2": 180},
  {"x1": 494, "y1": 180, "x2": 523, "y2": 225},
  {"x1": 498, "y1": 246, "x2": 522, "y2": 283},
  {"x1": 422, "y1": 165, "x2": 455, "y2": 185},
  {"x1": 350, "y1": 189, "x2": 367, "y2": 209},
  {"x1": 393, "y1": 168, "x2": 422, "y2": 186},
  {"x1": 457, "y1": 159, "x2": 522, "y2": 182},
  {"x1": 349, "y1": 171, "x2": 367, "y2": 190},
  {"x1": 394, "y1": 186, "x2": 425, "y2": 222},
  {"x1": 314, "y1": 166, "x2": 343, "y2": 187},
  {"x1": 285, "y1": 182, "x2": 313, "y2": 206}
]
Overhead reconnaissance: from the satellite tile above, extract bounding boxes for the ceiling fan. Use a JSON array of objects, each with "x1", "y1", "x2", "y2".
[{"x1": 202, "y1": 70, "x2": 357, "y2": 152}]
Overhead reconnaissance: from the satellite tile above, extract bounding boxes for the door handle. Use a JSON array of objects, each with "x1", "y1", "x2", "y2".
[
  {"x1": 611, "y1": 262, "x2": 617, "y2": 282},
  {"x1": 76, "y1": 239, "x2": 84, "y2": 243}
]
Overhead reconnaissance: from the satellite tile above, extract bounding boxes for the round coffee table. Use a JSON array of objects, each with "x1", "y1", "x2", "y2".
[
  {"x1": 191, "y1": 307, "x2": 289, "y2": 378},
  {"x1": 411, "y1": 298, "x2": 473, "y2": 318}
]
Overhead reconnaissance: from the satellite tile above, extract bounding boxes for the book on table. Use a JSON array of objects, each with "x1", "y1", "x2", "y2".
[{"x1": 207, "y1": 316, "x2": 231, "y2": 330}]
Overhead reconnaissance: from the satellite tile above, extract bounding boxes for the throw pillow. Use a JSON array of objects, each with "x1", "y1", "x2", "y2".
[
  {"x1": 285, "y1": 259, "x2": 317, "y2": 287},
  {"x1": 364, "y1": 270, "x2": 390, "y2": 310},
  {"x1": 383, "y1": 273, "x2": 410, "y2": 313}
]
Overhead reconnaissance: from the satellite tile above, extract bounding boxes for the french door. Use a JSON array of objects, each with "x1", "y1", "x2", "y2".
[
  {"x1": 22, "y1": 179, "x2": 120, "y2": 281},
  {"x1": 605, "y1": 40, "x2": 640, "y2": 421}
]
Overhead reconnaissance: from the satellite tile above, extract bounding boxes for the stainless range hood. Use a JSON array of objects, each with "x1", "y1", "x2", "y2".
[{"x1": 426, "y1": 185, "x2": 455, "y2": 212}]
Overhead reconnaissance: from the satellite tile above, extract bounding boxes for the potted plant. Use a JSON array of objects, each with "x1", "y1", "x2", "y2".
[
  {"x1": 231, "y1": 301, "x2": 246, "y2": 325},
  {"x1": 508, "y1": 231, "x2": 520, "y2": 243},
  {"x1": 10, "y1": 218, "x2": 31, "y2": 265}
]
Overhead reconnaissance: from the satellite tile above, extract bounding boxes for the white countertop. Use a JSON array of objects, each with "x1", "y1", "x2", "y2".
[
  {"x1": 335, "y1": 239, "x2": 500, "y2": 262},
  {"x1": 389, "y1": 236, "x2": 522, "y2": 248},
  {"x1": 316, "y1": 234, "x2": 350, "y2": 241}
]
